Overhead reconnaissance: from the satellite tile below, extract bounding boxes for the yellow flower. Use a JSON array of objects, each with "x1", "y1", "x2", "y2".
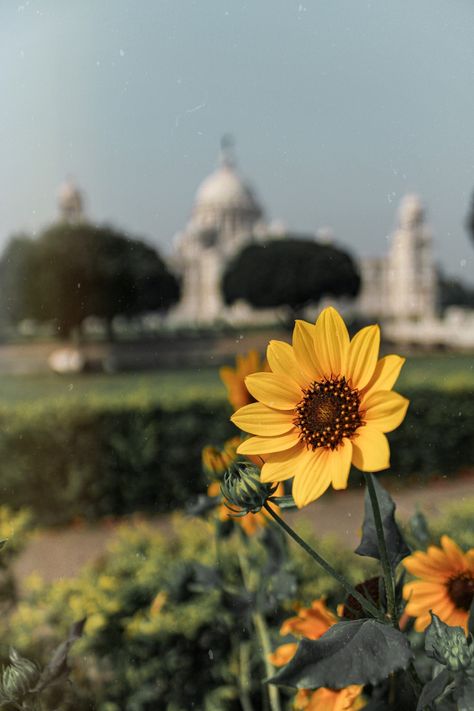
[
  {"x1": 202, "y1": 436, "x2": 242, "y2": 478},
  {"x1": 269, "y1": 599, "x2": 363, "y2": 711},
  {"x1": 403, "y1": 535, "x2": 474, "y2": 633},
  {"x1": 231, "y1": 307, "x2": 408, "y2": 507},
  {"x1": 220, "y1": 350, "x2": 268, "y2": 411}
]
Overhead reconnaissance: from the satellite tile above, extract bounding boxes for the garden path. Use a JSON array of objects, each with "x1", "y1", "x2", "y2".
[{"x1": 13, "y1": 473, "x2": 473, "y2": 591}]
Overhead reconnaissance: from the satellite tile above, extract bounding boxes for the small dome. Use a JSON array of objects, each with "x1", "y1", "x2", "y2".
[
  {"x1": 58, "y1": 179, "x2": 84, "y2": 222},
  {"x1": 193, "y1": 164, "x2": 262, "y2": 216},
  {"x1": 398, "y1": 194, "x2": 424, "y2": 228}
]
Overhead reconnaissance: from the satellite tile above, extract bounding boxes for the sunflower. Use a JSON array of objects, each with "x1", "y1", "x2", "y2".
[
  {"x1": 269, "y1": 599, "x2": 364, "y2": 711},
  {"x1": 403, "y1": 535, "x2": 474, "y2": 633},
  {"x1": 231, "y1": 307, "x2": 408, "y2": 507},
  {"x1": 220, "y1": 350, "x2": 268, "y2": 411}
]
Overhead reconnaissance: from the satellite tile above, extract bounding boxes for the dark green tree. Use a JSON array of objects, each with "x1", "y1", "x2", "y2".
[
  {"x1": 0, "y1": 234, "x2": 37, "y2": 326},
  {"x1": 466, "y1": 192, "x2": 474, "y2": 246},
  {"x1": 222, "y1": 237, "x2": 360, "y2": 320},
  {"x1": 0, "y1": 223, "x2": 180, "y2": 337}
]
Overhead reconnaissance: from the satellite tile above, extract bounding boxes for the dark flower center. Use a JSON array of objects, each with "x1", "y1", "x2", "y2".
[
  {"x1": 294, "y1": 376, "x2": 364, "y2": 450},
  {"x1": 447, "y1": 572, "x2": 474, "y2": 611}
]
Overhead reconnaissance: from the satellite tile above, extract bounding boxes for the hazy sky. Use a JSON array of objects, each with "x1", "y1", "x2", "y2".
[{"x1": 2, "y1": 0, "x2": 474, "y2": 279}]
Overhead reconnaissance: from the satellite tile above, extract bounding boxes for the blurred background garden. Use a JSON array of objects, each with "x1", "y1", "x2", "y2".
[{"x1": 0, "y1": 1, "x2": 474, "y2": 709}]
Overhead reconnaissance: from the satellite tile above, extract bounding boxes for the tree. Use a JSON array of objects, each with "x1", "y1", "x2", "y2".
[
  {"x1": 467, "y1": 192, "x2": 474, "y2": 247},
  {"x1": 0, "y1": 223, "x2": 180, "y2": 337},
  {"x1": 222, "y1": 237, "x2": 360, "y2": 320},
  {"x1": 0, "y1": 234, "x2": 37, "y2": 326},
  {"x1": 438, "y1": 273, "x2": 474, "y2": 311}
]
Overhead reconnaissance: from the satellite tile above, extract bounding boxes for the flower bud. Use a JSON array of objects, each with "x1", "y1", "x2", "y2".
[{"x1": 221, "y1": 462, "x2": 276, "y2": 516}]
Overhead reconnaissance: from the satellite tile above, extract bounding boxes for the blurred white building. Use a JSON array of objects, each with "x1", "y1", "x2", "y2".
[
  {"x1": 357, "y1": 194, "x2": 438, "y2": 321},
  {"x1": 170, "y1": 143, "x2": 284, "y2": 325},
  {"x1": 170, "y1": 145, "x2": 439, "y2": 327}
]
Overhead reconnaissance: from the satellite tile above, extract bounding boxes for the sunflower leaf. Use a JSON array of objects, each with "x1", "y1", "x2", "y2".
[
  {"x1": 271, "y1": 495, "x2": 296, "y2": 510},
  {"x1": 267, "y1": 618, "x2": 413, "y2": 689},
  {"x1": 355, "y1": 474, "x2": 410, "y2": 568},
  {"x1": 416, "y1": 668, "x2": 452, "y2": 711},
  {"x1": 409, "y1": 508, "x2": 432, "y2": 549},
  {"x1": 425, "y1": 613, "x2": 473, "y2": 671}
]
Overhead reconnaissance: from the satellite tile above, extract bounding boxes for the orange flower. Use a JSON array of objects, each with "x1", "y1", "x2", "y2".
[
  {"x1": 231, "y1": 307, "x2": 408, "y2": 508},
  {"x1": 220, "y1": 350, "x2": 268, "y2": 411},
  {"x1": 202, "y1": 436, "x2": 242, "y2": 478},
  {"x1": 294, "y1": 686, "x2": 364, "y2": 711},
  {"x1": 403, "y1": 535, "x2": 474, "y2": 633},
  {"x1": 207, "y1": 479, "x2": 284, "y2": 535},
  {"x1": 269, "y1": 599, "x2": 363, "y2": 711}
]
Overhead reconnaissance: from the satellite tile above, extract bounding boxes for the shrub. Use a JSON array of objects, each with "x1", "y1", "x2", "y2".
[
  {"x1": 0, "y1": 388, "x2": 472, "y2": 525},
  {"x1": 5, "y1": 516, "x2": 374, "y2": 710}
]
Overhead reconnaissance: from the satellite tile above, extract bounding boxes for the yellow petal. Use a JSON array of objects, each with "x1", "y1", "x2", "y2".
[
  {"x1": 363, "y1": 391, "x2": 409, "y2": 433},
  {"x1": 292, "y1": 448, "x2": 332, "y2": 507},
  {"x1": 266, "y1": 340, "x2": 310, "y2": 389},
  {"x1": 237, "y1": 429, "x2": 300, "y2": 455},
  {"x1": 245, "y1": 372, "x2": 301, "y2": 410},
  {"x1": 347, "y1": 325, "x2": 380, "y2": 390},
  {"x1": 313, "y1": 307, "x2": 349, "y2": 378},
  {"x1": 327, "y1": 439, "x2": 353, "y2": 490},
  {"x1": 231, "y1": 402, "x2": 294, "y2": 436},
  {"x1": 440, "y1": 535, "x2": 467, "y2": 570},
  {"x1": 292, "y1": 320, "x2": 322, "y2": 381},
  {"x1": 260, "y1": 443, "x2": 306, "y2": 482},
  {"x1": 362, "y1": 355, "x2": 406, "y2": 397},
  {"x1": 351, "y1": 426, "x2": 390, "y2": 472}
]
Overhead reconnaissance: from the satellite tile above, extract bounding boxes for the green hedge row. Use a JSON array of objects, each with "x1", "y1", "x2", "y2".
[{"x1": 0, "y1": 388, "x2": 472, "y2": 524}]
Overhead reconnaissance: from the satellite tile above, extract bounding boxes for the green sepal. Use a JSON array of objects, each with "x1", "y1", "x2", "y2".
[{"x1": 267, "y1": 618, "x2": 413, "y2": 689}]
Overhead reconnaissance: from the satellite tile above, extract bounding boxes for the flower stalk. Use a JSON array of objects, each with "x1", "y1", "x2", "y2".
[{"x1": 263, "y1": 503, "x2": 385, "y2": 622}]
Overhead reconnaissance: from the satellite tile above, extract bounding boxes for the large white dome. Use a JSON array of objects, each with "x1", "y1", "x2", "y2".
[{"x1": 193, "y1": 163, "x2": 262, "y2": 215}]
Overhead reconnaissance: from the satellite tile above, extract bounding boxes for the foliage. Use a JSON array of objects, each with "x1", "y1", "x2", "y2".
[
  {"x1": 438, "y1": 274, "x2": 474, "y2": 311},
  {"x1": 222, "y1": 238, "x2": 360, "y2": 318},
  {"x1": 0, "y1": 235, "x2": 36, "y2": 326},
  {"x1": 0, "y1": 388, "x2": 472, "y2": 525},
  {"x1": 0, "y1": 224, "x2": 180, "y2": 336},
  {"x1": 0, "y1": 623, "x2": 84, "y2": 711},
  {"x1": 4, "y1": 517, "x2": 374, "y2": 710}
]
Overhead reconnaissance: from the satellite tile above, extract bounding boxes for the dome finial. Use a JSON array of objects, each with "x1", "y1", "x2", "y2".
[{"x1": 219, "y1": 134, "x2": 235, "y2": 168}]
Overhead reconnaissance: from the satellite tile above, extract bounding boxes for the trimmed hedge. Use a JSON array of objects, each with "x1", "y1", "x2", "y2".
[{"x1": 0, "y1": 388, "x2": 472, "y2": 525}]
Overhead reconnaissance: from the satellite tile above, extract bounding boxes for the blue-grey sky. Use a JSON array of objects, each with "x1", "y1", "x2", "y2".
[{"x1": 2, "y1": 0, "x2": 474, "y2": 279}]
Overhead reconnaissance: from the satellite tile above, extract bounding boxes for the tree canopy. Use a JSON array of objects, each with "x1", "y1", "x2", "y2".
[
  {"x1": 222, "y1": 237, "x2": 360, "y2": 318},
  {"x1": 0, "y1": 222, "x2": 180, "y2": 336}
]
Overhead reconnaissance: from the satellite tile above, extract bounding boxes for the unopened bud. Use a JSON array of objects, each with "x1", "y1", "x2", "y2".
[{"x1": 221, "y1": 462, "x2": 276, "y2": 516}]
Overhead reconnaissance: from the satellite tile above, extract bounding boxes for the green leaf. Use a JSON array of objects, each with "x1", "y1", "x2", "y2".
[
  {"x1": 32, "y1": 618, "x2": 85, "y2": 692},
  {"x1": 425, "y1": 614, "x2": 472, "y2": 672},
  {"x1": 416, "y1": 668, "x2": 452, "y2": 711},
  {"x1": 186, "y1": 494, "x2": 220, "y2": 518},
  {"x1": 271, "y1": 495, "x2": 296, "y2": 510},
  {"x1": 268, "y1": 618, "x2": 413, "y2": 689},
  {"x1": 455, "y1": 673, "x2": 474, "y2": 711},
  {"x1": 355, "y1": 474, "x2": 410, "y2": 568},
  {"x1": 409, "y1": 509, "x2": 431, "y2": 549}
]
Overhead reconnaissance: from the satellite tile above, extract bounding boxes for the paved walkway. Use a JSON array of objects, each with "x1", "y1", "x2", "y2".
[{"x1": 13, "y1": 474, "x2": 474, "y2": 588}]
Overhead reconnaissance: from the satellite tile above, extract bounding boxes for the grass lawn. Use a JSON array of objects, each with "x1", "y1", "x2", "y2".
[{"x1": 0, "y1": 352, "x2": 472, "y2": 411}]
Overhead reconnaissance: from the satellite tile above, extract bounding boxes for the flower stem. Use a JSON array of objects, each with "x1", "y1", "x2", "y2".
[
  {"x1": 237, "y1": 546, "x2": 282, "y2": 711},
  {"x1": 264, "y1": 503, "x2": 384, "y2": 622},
  {"x1": 363, "y1": 473, "x2": 397, "y2": 625}
]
